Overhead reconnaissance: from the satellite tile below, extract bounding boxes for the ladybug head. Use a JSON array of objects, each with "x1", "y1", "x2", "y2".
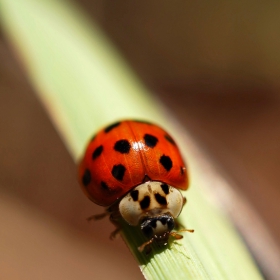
[{"x1": 119, "y1": 181, "x2": 191, "y2": 252}]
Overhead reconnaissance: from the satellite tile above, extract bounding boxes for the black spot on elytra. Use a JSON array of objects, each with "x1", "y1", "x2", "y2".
[
  {"x1": 111, "y1": 164, "x2": 126, "y2": 181},
  {"x1": 159, "y1": 155, "x2": 173, "y2": 171},
  {"x1": 100, "y1": 181, "x2": 110, "y2": 191},
  {"x1": 155, "y1": 193, "x2": 167, "y2": 205},
  {"x1": 160, "y1": 183, "x2": 169, "y2": 195},
  {"x1": 104, "y1": 121, "x2": 121, "y2": 133},
  {"x1": 144, "y1": 134, "x2": 158, "y2": 148},
  {"x1": 92, "y1": 145, "x2": 103, "y2": 159},
  {"x1": 140, "y1": 196, "x2": 150, "y2": 209},
  {"x1": 114, "y1": 139, "x2": 131, "y2": 154},
  {"x1": 164, "y1": 134, "x2": 176, "y2": 145},
  {"x1": 130, "y1": 189, "x2": 139, "y2": 201},
  {"x1": 180, "y1": 166, "x2": 185, "y2": 175},
  {"x1": 82, "y1": 169, "x2": 91, "y2": 186}
]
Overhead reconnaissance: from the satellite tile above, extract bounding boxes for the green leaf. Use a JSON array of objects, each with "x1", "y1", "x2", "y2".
[{"x1": 0, "y1": 0, "x2": 264, "y2": 279}]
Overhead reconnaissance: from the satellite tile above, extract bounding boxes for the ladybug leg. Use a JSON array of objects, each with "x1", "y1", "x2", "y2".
[
  {"x1": 86, "y1": 208, "x2": 111, "y2": 222},
  {"x1": 109, "y1": 227, "x2": 121, "y2": 240},
  {"x1": 87, "y1": 211, "x2": 109, "y2": 221},
  {"x1": 138, "y1": 238, "x2": 154, "y2": 253},
  {"x1": 87, "y1": 202, "x2": 121, "y2": 221},
  {"x1": 108, "y1": 210, "x2": 122, "y2": 240},
  {"x1": 183, "y1": 196, "x2": 187, "y2": 206},
  {"x1": 86, "y1": 206, "x2": 122, "y2": 239}
]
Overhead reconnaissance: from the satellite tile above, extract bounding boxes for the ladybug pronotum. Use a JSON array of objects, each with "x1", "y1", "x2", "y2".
[{"x1": 78, "y1": 120, "x2": 193, "y2": 252}]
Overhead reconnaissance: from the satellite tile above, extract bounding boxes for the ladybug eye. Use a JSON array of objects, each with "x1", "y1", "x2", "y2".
[
  {"x1": 166, "y1": 217, "x2": 175, "y2": 231},
  {"x1": 141, "y1": 223, "x2": 153, "y2": 239}
]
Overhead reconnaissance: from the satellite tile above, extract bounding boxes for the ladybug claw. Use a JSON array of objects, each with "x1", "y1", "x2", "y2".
[
  {"x1": 110, "y1": 228, "x2": 121, "y2": 240},
  {"x1": 87, "y1": 212, "x2": 109, "y2": 222}
]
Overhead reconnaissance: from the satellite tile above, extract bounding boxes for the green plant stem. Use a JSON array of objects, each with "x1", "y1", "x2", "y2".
[{"x1": 0, "y1": 0, "x2": 264, "y2": 279}]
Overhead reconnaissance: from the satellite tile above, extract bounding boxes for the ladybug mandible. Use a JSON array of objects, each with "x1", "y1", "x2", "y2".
[{"x1": 78, "y1": 120, "x2": 193, "y2": 252}]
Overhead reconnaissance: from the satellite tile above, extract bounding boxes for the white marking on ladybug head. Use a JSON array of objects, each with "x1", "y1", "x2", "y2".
[
  {"x1": 153, "y1": 220, "x2": 169, "y2": 236},
  {"x1": 119, "y1": 181, "x2": 184, "y2": 226}
]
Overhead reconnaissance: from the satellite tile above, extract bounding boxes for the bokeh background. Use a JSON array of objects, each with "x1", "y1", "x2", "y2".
[{"x1": 1, "y1": 1, "x2": 280, "y2": 279}]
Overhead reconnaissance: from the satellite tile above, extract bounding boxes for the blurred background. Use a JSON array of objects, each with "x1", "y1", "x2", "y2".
[{"x1": 1, "y1": 1, "x2": 280, "y2": 279}]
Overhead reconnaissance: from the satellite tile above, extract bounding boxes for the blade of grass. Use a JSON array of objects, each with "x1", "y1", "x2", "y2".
[{"x1": 0, "y1": 0, "x2": 265, "y2": 279}]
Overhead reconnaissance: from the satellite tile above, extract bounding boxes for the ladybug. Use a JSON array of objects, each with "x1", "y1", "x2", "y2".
[{"x1": 78, "y1": 120, "x2": 193, "y2": 252}]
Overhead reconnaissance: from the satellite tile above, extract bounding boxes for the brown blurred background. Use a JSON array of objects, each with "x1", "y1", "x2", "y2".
[{"x1": 1, "y1": 1, "x2": 280, "y2": 279}]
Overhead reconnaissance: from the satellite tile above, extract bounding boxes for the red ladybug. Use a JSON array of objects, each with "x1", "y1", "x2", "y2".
[{"x1": 78, "y1": 120, "x2": 193, "y2": 252}]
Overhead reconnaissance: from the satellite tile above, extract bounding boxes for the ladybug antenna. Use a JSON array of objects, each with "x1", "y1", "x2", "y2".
[{"x1": 170, "y1": 228, "x2": 194, "y2": 240}]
